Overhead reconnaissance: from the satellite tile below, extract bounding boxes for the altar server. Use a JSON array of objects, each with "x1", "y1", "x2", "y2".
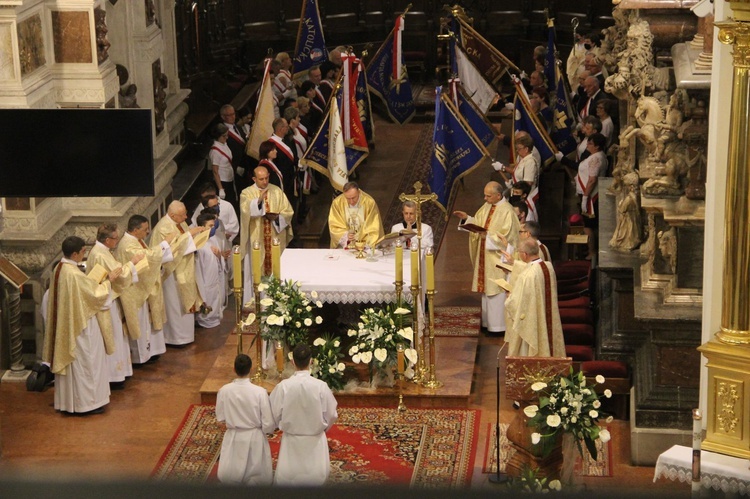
[
  {"x1": 270, "y1": 343, "x2": 338, "y2": 486},
  {"x1": 216, "y1": 354, "x2": 274, "y2": 485},
  {"x1": 194, "y1": 212, "x2": 229, "y2": 328}
]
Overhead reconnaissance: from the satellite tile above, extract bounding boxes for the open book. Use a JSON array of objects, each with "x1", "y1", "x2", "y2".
[
  {"x1": 193, "y1": 229, "x2": 210, "y2": 250},
  {"x1": 458, "y1": 223, "x2": 487, "y2": 234},
  {"x1": 374, "y1": 231, "x2": 415, "y2": 250},
  {"x1": 86, "y1": 263, "x2": 110, "y2": 284},
  {"x1": 496, "y1": 262, "x2": 514, "y2": 273},
  {"x1": 491, "y1": 277, "x2": 513, "y2": 293}
]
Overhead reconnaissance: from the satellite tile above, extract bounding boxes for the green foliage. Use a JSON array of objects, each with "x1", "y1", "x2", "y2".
[
  {"x1": 311, "y1": 334, "x2": 346, "y2": 391},
  {"x1": 257, "y1": 276, "x2": 323, "y2": 349}
]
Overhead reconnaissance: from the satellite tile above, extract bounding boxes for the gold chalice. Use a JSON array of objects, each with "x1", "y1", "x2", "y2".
[{"x1": 354, "y1": 240, "x2": 367, "y2": 259}]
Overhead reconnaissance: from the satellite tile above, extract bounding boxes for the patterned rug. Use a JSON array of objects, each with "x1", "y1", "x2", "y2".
[
  {"x1": 482, "y1": 423, "x2": 612, "y2": 477},
  {"x1": 434, "y1": 306, "x2": 481, "y2": 337},
  {"x1": 382, "y1": 123, "x2": 452, "y2": 258},
  {"x1": 153, "y1": 405, "x2": 479, "y2": 488}
]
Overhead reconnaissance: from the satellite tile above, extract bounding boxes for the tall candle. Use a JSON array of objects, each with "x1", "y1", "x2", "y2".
[
  {"x1": 272, "y1": 238, "x2": 281, "y2": 278},
  {"x1": 252, "y1": 241, "x2": 262, "y2": 284},
  {"x1": 395, "y1": 241, "x2": 403, "y2": 282},
  {"x1": 425, "y1": 248, "x2": 435, "y2": 291},
  {"x1": 232, "y1": 245, "x2": 242, "y2": 289},
  {"x1": 397, "y1": 344, "x2": 405, "y2": 375},
  {"x1": 275, "y1": 342, "x2": 284, "y2": 372},
  {"x1": 692, "y1": 408, "x2": 702, "y2": 494},
  {"x1": 410, "y1": 247, "x2": 419, "y2": 286}
]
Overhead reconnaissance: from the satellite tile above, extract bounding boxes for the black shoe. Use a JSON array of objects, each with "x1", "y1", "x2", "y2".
[
  {"x1": 486, "y1": 330, "x2": 505, "y2": 337},
  {"x1": 109, "y1": 381, "x2": 126, "y2": 390},
  {"x1": 199, "y1": 303, "x2": 212, "y2": 315},
  {"x1": 77, "y1": 406, "x2": 106, "y2": 416}
]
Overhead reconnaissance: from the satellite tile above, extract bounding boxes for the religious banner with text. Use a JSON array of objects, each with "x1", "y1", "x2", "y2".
[
  {"x1": 292, "y1": 0, "x2": 328, "y2": 78},
  {"x1": 246, "y1": 58, "x2": 275, "y2": 160},
  {"x1": 429, "y1": 87, "x2": 489, "y2": 214},
  {"x1": 546, "y1": 20, "x2": 577, "y2": 156},
  {"x1": 452, "y1": 16, "x2": 518, "y2": 85},
  {"x1": 512, "y1": 77, "x2": 558, "y2": 168},
  {"x1": 366, "y1": 14, "x2": 415, "y2": 125}
]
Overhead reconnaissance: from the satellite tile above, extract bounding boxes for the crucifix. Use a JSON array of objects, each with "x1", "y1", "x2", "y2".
[{"x1": 398, "y1": 181, "x2": 440, "y2": 386}]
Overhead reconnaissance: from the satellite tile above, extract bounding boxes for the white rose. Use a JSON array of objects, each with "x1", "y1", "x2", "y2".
[
  {"x1": 316, "y1": 300, "x2": 323, "y2": 308},
  {"x1": 560, "y1": 407, "x2": 568, "y2": 415},
  {"x1": 334, "y1": 340, "x2": 340, "y2": 347},
  {"x1": 315, "y1": 316, "x2": 323, "y2": 324},
  {"x1": 352, "y1": 353, "x2": 361, "y2": 363},
  {"x1": 549, "y1": 396, "x2": 557, "y2": 405},
  {"x1": 313, "y1": 337, "x2": 325, "y2": 347},
  {"x1": 599, "y1": 428, "x2": 611, "y2": 443},
  {"x1": 570, "y1": 416, "x2": 577, "y2": 423},
  {"x1": 337, "y1": 362, "x2": 345, "y2": 371},
  {"x1": 546, "y1": 414, "x2": 562, "y2": 427},
  {"x1": 329, "y1": 367, "x2": 336, "y2": 374},
  {"x1": 595, "y1": 374, "x2": 605, "y2": 384},
  {"x1": 523, "y1": 405, "x2": 539, "y2": 418},
  {"x1": 531, "y1": 382, "x2": 547, "y2": 392},
  {"x1": 593, "y1": 400, "x2": 601, "y2": 409},
  {"x1": 258, "y1": 283, "x2": 267, "y2": 292},
  {"x1": 360, "y1": 351, "x2": 373, "y2": 364},
  {"x1": 589, "y1": 410, "x2": 599, "y2": 418},
  {"x1": 304, "y1": 318, "x2": 312, "y2": 327},
  {"x1": 260, "y1": 297, "x2": 274, "y2": 307},
  {"x1": 531, "y1": 432, "x2": 541, "y2": 445},
  {"x1": 295, "y1": 321, "x2": 301, "y2": 328},
  {"x1": 306, "y1": 306, "x2": 312, "y2": 312},
  {"x1": 374, "y1": 348, "x2": 388, "y2": 363},
  {"x1": 404, "y1": 348, "x2": 418, "y2": 365},
  {"x1": 348, "y1": 329, "x2": 357, "y2": 337},
  {"x1": 548, "y1": 480, "x2": 562, "y2": 491},
  {"x1": 604, "y1": 389, "x2": 612, "y2": 398},
  {"x1": 349, "y1": 345, "x2": 359, "y2": 355},
  {"x1": 311, "y1": 290, "x2": 318, "y2": 299}
]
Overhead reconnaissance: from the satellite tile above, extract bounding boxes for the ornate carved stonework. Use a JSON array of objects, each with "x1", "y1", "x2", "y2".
[
  {"x1": 17, "y1": 14, "x2": 45, "y2": 76},
  {"x1": 716, "y1": 381, "x2": 740, "y2": 435},
  {"x1": 51, "y1": 11, "x2": 93, "y2": 64},
  {"x1": 152, "y1": 59, "x2": 168, "y2": 134},
  {"x1": 0, "y1": 22, "x2": 15, "y2": 80},
  {"x1": 95, "y1": 7, "x2": 111, "y2": 65}
]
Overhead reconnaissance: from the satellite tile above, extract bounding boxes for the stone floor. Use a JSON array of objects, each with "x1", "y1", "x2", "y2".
[{"x1": 0, "y1": 116, "x2": 684, "y2": 494}]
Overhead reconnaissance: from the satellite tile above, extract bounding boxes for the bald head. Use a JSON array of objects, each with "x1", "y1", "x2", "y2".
[{"x1": 584, "y1": 77, "x2": 600, "y2": 97}]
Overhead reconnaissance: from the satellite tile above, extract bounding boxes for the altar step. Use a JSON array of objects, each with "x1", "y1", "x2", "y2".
[{"x1": 199, "y1": 332, "x2": 477, "y2": 408}]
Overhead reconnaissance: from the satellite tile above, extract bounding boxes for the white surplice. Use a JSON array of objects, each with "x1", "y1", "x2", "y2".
[
  {"x1": 270, "y1": 370, "x2": 338, "y2": 486},
  {"x1": 195, "y1": 235, "x2": 228, "y2": 328},
  {"x1": 216, "y1": 378, "x2": 275, "y2": 485}
]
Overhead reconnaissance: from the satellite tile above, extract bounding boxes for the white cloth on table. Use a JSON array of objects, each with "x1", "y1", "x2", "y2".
[
  {"x1": 215, "y1": 378, "x2": 275, "y2": 485},
  {"x1": 270, "y1": 370, "x2": 338, "y2": 486},
  {"x1": 654, "y1": 445, "x2": 750, "y2": 496}
]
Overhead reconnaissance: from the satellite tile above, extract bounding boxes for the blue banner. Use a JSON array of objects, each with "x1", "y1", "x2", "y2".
[
  {"x1": 513, "y1": 87, "x2": 557, "y2": 167},
  {"x1": 293, "y1": 0, "x2": 328, "y2": 75},
  {"x1": 544, "y1": 22, "x2": 557, "y2": 93},
  {"x1": 545, "y1": 22, "x2": 577, "y2": 156},
  {"x1": 456, "y1": 86, "x2": 497, "y2": 153},
  {"x1": 366, "y1": 26, "x2": 415, "y2": 125},
  {"x1": 429, "y1": 88, "x2": 488, "y2": 213}
]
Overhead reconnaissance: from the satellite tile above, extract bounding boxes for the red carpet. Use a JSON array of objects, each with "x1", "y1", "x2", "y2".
[
  {"x1": 153, "y1": 404, "x2": 479, "y2": 487},
  {"x1": 434, "y1": 306, "x2": 481, "y2": 337}
]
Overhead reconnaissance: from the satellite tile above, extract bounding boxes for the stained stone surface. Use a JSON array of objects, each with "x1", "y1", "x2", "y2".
[
  {"x1": 0, "y1": 23, "x2": 15, "y2": 80},
  {"x1": 52, "y1": 11, "x2": 92, "y2": 64},
  {"x1": 17, "y1": 14, "x2": 45, "y2": 76}
]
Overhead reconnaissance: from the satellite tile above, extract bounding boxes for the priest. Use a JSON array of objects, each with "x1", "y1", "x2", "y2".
[
  {"x1": 115, "y1": 215, "x2": 175, "y2": 364},
  {"x1": 151, "y1": 201, "x2": 208, "y2": 346},
  {"x1": 42, "y1": 236, "x2": 121, "y2": 414},
  {"x1": 453, "y1": 181, "x2": 520, "y2": 336},
  {"x1": 505, "y1": 238, "x2": 565, "y2": 357},
  {"x1": 328, "y1": 181, "x2": 384, "y2": 249},
  {"x1": 87, "y1": 223, "x2": 143, "y2": 385},
  {"x1": 239, "y1": 165, "x2": 294, "y2": 302}
]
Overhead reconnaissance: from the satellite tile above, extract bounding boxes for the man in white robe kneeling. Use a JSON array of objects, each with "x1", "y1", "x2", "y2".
[
  {"x1": 270, "y1": 343, "x2": 338, "y2": 486},
  {"x1": 216, "y1": 353, "x2": 274, "y2": 485},
  {"x1": 505, "y1": 238, "x2": 566, "y2": 357}
]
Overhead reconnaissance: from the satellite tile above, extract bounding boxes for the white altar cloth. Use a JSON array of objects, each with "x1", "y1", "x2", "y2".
[
  {"x1": 654, "y1": 444, "x2": 750, "y2": 496},
  {"x1": 280, "y1": 249, "x2": 415, "y2": 304}
]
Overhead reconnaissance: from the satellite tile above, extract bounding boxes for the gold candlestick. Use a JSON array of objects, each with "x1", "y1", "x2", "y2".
[
  {"x1": 397, "y1": 343, "x2": 407, "y2": 412},
  {"x1": 233, "y1": 246, "x2": 244, "y2": 355},
  {"x1": 250, "y1": 280, "x2": 266, "y2": 383},
  {"x1": 422, "y1": 289, "x2": 443, "y2": 389},
  {"x1": 410, "y1": 282, "x2": 426, "y2": 384}
]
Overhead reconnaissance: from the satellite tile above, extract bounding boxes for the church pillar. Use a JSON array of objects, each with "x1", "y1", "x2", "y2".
[{"x1": 698, "y1": 0, "x2": 750, "y2": 459}]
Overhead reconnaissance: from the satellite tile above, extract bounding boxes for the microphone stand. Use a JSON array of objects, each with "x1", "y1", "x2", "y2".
[{"x1": 489, "y1": 342, "x2": 509, "y2": 484}]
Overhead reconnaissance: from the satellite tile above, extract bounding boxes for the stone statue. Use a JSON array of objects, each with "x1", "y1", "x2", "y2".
[
  {"x1": 153, "y1": 72, "x2": 168, "y2": 134},
  {"x1": 145, "y1": 0, "x2": 157, "y2": 27},
  {"x1": 598, "y1": 7, "x2": 636, "y2": 75},
  {"x1": 118, "y1": 84, "x2": 139, "y2": 108},
  {"x1": 609, "y1": 172, "x2": 642, "y2": 252},
  {"x1": 605, "y1": 18, "x2": 668, "y2": 100},
  {"x1": 608, "y1": 128, "x2": 636, "y2": 195},
  {"x1": 657, "y1": 227, "x2": 677, "y2": 275},
  {"x1": 95, "y1": 7, "x2": 110, "y2": 65}
]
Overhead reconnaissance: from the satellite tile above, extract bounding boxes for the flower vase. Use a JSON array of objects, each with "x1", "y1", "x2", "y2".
[{"x1": 560, "y1": 433, "x2": 579, "y2": 488}]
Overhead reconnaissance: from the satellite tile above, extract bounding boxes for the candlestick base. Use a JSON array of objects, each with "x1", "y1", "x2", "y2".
[
  {"x1": 397, "y1": 394, "x2": 407, "y2": 412},
  {"x1": 422, "y1": 377, "x2": 444, "y2": 389}
]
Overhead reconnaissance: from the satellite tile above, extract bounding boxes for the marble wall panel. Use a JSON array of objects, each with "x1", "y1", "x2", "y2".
[
  {"x1": 17, "y1": 14, "x2": 45, "y2": 76},
  {"x1": 0, "y1": 23, "x2": 16, "y2": 80},
  {"x1": 51, "y1": 11, "x2": 92, "y2": 64}
]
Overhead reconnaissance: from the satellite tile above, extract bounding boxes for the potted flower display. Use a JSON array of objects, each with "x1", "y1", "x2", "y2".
[{"x1": 311, "y1": 334, "x2": 346, "y2": 391}]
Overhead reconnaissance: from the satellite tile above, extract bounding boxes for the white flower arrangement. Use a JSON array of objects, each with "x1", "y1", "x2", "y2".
[
  {"x1": 258, "y1": 276, "x2": 323, "y2": 349},
  {"x1": 348, "y1": 305, "x2": 417, "y2": 380},
  {"x1": 311, "y1": 334, "x2": 345, "y2": 390},
  {"x1": 527, "y1": 368, "x2": 612, "y2": 460}
]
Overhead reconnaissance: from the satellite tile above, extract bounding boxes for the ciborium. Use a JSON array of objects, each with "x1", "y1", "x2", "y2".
[{"x1": 354, "y1": 240, "x2": 367, "y2": 259}]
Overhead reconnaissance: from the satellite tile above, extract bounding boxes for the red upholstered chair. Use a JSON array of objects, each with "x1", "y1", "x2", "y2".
[
  {"x1": 557, "y1": 289, "x2": 589, "y2": 301},
  {"x1": 565, "y1": 344, "x2": 595, "y2": 372},
  {"x1": 558, "y1": 279, "x2": 590, "y2": 295},
  {"x1": 558, "y1": 296, "x2": 591, "y2": 309},
  {"x1": 581, "y1": 360, "x2": 631, "y2": 420},
  {"x1": 562, "y1": 323, "x2": 595, "y2": 346},
  {"x1": 559, "y1": 307, "x2": 593, "y2": 325}
]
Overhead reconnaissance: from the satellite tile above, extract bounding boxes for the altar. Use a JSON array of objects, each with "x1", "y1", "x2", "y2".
[{"x1": 280, "y1": 248, "x2": 416, "y2": 304}]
